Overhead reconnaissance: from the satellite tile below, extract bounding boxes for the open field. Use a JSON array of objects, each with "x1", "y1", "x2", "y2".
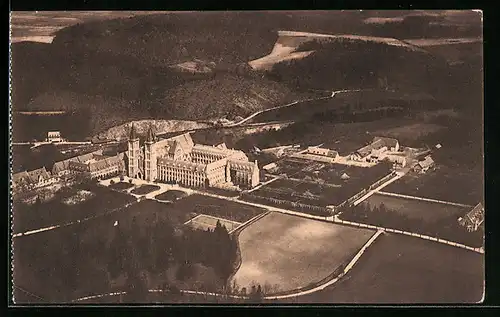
[
  {"x1": 13, "y1": 184, "x2": 136, "y2": 233},
  {"x1": 155, "y1": 190, "x2": 189, "y2": 202},
  {"x1": 185, "y1": 214, "x2": 241, "y2": 232},
  {"x1": 371, "y1": 123, "x2": 444, "y2": 142},
  {"x1": 235, "y1": 118, "x2": 422, "y2": 157},
  {"x1": 364, "y1": 193, "x2": 469, "y2": 223},
  {"x1": 231, "y1": 212, "x2": 375, "y2": 293},
  {"x1": 384, "y1": 166, "x2": 483, "y2": 206},
  {"x1": 170, "y1": 194, "x2": 266, "y2": 223},
  {"x1": 130, "y1": 184, "x2": 161, "y2": 195},
  {"x1": 277, "y1": 233, "x2": 484, "y2": 303},
  {"x1": 108, "y1": 181, "x2": 135, "y2": 191}
]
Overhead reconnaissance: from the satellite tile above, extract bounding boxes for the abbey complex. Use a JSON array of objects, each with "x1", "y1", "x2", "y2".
[{"x1": 127, "y1": 125, "x2": 260, "y2": 189}]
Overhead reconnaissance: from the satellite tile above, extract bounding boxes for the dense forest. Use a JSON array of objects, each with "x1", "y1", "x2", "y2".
[
  {"x1": 14, "y1": 210, "x2": 239, "y2": 303},
  {"x1": 268, "y1": 39, "x2": 450, "y2": 93},
  {"x1": 11, "y1": 11, "x2": 482, "y2": 138}
]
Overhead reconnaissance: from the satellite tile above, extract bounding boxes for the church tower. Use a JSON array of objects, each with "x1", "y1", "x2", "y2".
[
  {"x1": 127, "y1": 124, "x2": 140, "y2": 178},
  {"x1": 144, "y1": 125, "x2": 157, "y2": 182}
]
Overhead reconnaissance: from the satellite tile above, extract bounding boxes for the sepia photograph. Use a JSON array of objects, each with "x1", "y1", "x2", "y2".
[{"x1": 9, "y1": 10, "x2": 484, "y2": 304}]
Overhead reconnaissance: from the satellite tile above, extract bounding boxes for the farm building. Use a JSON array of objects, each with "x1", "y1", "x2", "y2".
[
  {"x1": 384, "y1": 154, "x2": 408, "y2": 168},
  {"x1": 291, "y1": 146, "x2": 339, "y2": 163},
  {"x1": 351, "y1": 137, "x2": 400, "y2": 162},
  {"x1": 262, "y1": 162, "x2": 278, "y2": 172},
  {"x1": 414, "y1": 155, "x2": 435, "y2": 173},
  {"x1": 458, "y1": 203, "x2": 484, "y2": 232},
  {"x1": 46, "y1": 131, "x2": 63, "y2": 143}
]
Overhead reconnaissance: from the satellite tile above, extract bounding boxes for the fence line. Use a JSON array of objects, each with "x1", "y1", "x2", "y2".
[
  {"x1": 376, "y1": 191, "x2": 473, "y2": 208},
  {"x1": 334, "y1": 218, "x2": 484, "y2": 254}
]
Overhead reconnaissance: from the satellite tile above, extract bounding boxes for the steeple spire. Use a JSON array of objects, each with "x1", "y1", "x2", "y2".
[
  {"x1": 146, "y1": 124, "x2": 155, "y2": 143},
  {"x1": 129, "y1": 123, "x2": 138, "y2": 140}
]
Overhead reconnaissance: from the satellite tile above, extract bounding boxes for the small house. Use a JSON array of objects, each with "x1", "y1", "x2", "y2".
[
  {"x1": 458, "y1": 203, "x2": 484, "y2": 232},
  {"x1": 414, "y1": 155, "x2": 435, "y2": 173},
  {"x1": 262, "y1": 162, "x2": 278, "y2": 172},
  {"x1": 341, "y1": 173, "x2": 350, "y2": 180},
  {"x1": 47, "y1": 131, "x2": 63, "y2": 143}
]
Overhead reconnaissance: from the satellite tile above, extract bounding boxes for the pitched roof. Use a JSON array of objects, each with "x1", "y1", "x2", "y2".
[
  {"x1": 88, "y1": 156, "x2": 121, "y2": 173},
  {"x1": 373, "y1": 136, "x2": 399, "y2": 148},
  {"x1": 418, "y1": 155, "x2": 435, "y2": 168},
  {"x1": 356, "y1": 144, "x2": 374, "y2": 157},
  {"x1": 12, "y1": 171, "x2": 30, "y2": 184},
  {"x1": 52, "y1": 150, "x2": 104, "y2": 173},
  {"x1": 27, "y1": 167, "x2": 52, "y2": 183},
  {"x1": 228, "y1": 159, "x2": 257, "y2": 171},
  {"x1": 157, "y1": 157, "x2": 206, "y2": 173},
  {"x1": 161, "y1": 133, "x2": 195, "y2": 155}
]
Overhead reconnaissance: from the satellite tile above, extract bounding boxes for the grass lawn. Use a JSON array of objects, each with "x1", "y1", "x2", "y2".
[
  {"x1": 170, "y1": 194, "x2": 266, "y2": 223},
  {"x1": 155, "y1": 190, "x2": 188, "y2": 202},
  {"x1": 364, "y1": 194, "x2": 469, "y2": 223},
  {"x1": 231, "y1": 212, "x2": 375, "y2": 293},
  {"x1": 199, "y1": 187, "x2": 241, "y2": 198},
  {"x1": 130, "y1": 185, "x2": 161, "y2": 195},
  {"x1": 109, "y1": 181, "x2": 135, "y2": 191},
  {"x1": 13, "y1": 184, "x2": 136, "y2": 233},
  {"x1": 278, "y1": 233, "x2": 484, "y2": 303},
  {"x1": 384, "y1": 165, "x2": 483, "y2": 205}
]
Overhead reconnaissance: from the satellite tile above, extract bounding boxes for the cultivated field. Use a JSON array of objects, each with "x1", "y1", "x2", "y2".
[
  {"x1": 255, "y1": 161, "x2": 392, "y2": 206},
  {"x1": 364, "y1": 193, "x2": 469, "y2": 223},
  {"x1": 185, "y1": 214, "x2": 241, "y2": 232},
  {"x1": 170, "y1": 194, "x2": 266, "y2": 223},
  {"x1": 279, "y1": 233, "x2": 484, "y2": 303},
  {"x1": 384, "y1": 166, "x2": 483, "y2": 206},
  {"x1": 231, "y1": 212, "x2": 375, "y2": 293}
]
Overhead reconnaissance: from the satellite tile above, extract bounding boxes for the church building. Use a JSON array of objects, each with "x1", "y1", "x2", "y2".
[{"x1": 126, "y1": 124, "x2": 260, "y2": 189}]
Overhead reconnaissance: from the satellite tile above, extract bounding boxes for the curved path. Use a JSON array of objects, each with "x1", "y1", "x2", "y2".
[
  {"x1": 227, "y1": 89, "x2": 364, "y2": 127},
  {"x1": 72, "y1": 229, "x2": 384, "y2": 302}
]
